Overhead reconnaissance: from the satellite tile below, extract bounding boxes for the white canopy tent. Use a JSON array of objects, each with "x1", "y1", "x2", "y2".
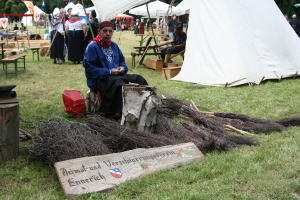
[
  {"x1": 172, "y1": 0, "x2": 300, "y2": 86},
  {"x1": 129, "y1": 0, "x2": 185, "y2": 17},
  {"x1": 91, "y1": 0, "x2": 149, "y2": 21},
  {"x1": 21, "y1": 5, "x2": 44, "y2": 26},
  {"x1": 176, "y1": 0, "x2": 191, "y2": 12},
  {"x1": 64, "y1": 2, "x2": 76, "y2": 12}
]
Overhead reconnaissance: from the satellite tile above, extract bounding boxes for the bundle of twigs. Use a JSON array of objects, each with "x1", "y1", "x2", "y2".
[
  {"x1": 86, "y1": 114, "x2": 177, "y2": 152},
  {"x1": 29, "y1": 118, "x2": 112, "y2": 167},
  {"x1": 28, "y1": 97, "x2": 300, "y2": 167},
  {"x1": 158, "y1": 98, "x2": 298, "y2": 134},
  {"x1": 155, "y1": 114, "x2": 258, "y2": 154}
]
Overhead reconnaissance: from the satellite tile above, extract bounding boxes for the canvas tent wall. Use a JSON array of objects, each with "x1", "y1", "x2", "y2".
[
  {"x1": 172, "y1": 0, "x2": 300, "y2": 86},
  {"x1": 21, "y1": 5, "x2": 44, "y2": 26}
]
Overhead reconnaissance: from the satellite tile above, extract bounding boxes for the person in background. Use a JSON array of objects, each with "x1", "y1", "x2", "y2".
[
  {"x1": 85, "y1": 10, "x2": 99, "y2": 47},
  {"x1": 66, "y1": 8, "x2": 72, "y2": 20},
  {"x1": 134, "y1": 19, "x2": 139, "y2": 34},
  {"x1": 13, "y1": 24, "x2": 19, "y2": 31},
  {"x1": 130, "y1": 19, "x2": 134, "y2": 30},
  {"x1": 115, "y1": 19, "x2": 120, "y2": 31},
  {"x1": 59, "y1": 8, "x2": 67, "y2": 63},
  {"x1": 138, "y1": 19, "x2": 145, "y2": 34},
  {"x1": 20, "y1": 23, "x2": 26, "y2": 31},
  {"x1": 167, "y1": 14, "x2": 179, "y2": 39},
  {"x1": 146, "y1": 19, "x2": 150, "y2": 32},
  {"x1": 65, "y1": 8, "x2": 87, "y2": 64},
  {"x1": 50, "y1": 8, "x2": 65, "y2": 64},
  {"x1": 160, "y1": 26, "x2": 186, "y2": 63},
  {"x1": 284, "y1": 14, "x2": 290, "y2": 22},
  {"x1": 289, "y1": 14, "x2": 300, "y2": 37},
  {"x1": 83, "y1": 21, "x2": 148, "y2": 120},
  {"x1": 120, "y1": 21, "x2": 125, "y2": 32}
]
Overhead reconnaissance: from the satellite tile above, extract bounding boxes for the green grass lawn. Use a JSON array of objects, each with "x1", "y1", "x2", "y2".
[{"x1": 0, "y1": 27, "x2": 299, "y2": 200}]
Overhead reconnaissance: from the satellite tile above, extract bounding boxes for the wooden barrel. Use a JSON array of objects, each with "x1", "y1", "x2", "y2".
[{"x1": 0, "y1": 85, "x2": 19, "y2": 161}]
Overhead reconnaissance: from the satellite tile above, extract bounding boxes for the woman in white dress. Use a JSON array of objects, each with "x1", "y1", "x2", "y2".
[{"x1": 65, "y1": 9, "x2": 87, "y2": 64}]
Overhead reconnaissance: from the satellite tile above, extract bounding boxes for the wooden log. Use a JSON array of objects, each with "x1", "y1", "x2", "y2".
[
  {"x1": 0, "y1": 103, "x2": 19, "y2": 161},
  {"x1": 146, "y1": 58, "x2": 163, "y2": 71},
  {"x1": 121, "y1": 85, "x2": 161, "y2": 133}
]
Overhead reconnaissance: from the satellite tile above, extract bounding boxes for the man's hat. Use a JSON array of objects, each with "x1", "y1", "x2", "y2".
[{"x1": 98, "y1": 21, "x2": 114, "y2": 30}]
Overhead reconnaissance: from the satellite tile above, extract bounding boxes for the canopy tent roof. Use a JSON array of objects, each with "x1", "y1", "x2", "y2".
[
  {"x1": 91, "y1": 0, "x2": 149, "y2": 21},
  {"x1": 64, "y1": 2, "x2": 76, "y2": 12},
  {"x1": 75, "y1": 2, "x2": 85, "y2": 14},
  {"x1": 172, "y1": 0, "x2": 300, "y2": 86},
  {"x1": 21, "y1": 5, "x2": 45, "y2": 26},
  {"x1": 115, "y1": 13, "x2": 134, "y2": 19},
  {"x1": 129, "y1": 0, "x2": 185, "y2": 17}
]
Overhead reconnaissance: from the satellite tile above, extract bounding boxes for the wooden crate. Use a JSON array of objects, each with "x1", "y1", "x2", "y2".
[
  {"x1": 162, "y1": 66, "x2": 182, "y2": 79},
  {"x1": 146, "y1": 58, "x2": 163, "y2": 71},
  {"x1": 163, "y1": 62, "x2": 178, "y2": 68}
]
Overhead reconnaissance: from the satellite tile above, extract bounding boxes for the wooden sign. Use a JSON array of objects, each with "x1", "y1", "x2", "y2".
[{"x1": 54, "y1": 142, "x2": 204, "y2": 197}]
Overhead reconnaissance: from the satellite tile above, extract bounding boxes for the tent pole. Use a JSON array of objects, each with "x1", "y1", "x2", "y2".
[
  {"x1": 81, "y1": 0, "x2": 95, "y2": 39},
  {"x1": 146, "y1": 4, "x2": 158, "y2": 46}
]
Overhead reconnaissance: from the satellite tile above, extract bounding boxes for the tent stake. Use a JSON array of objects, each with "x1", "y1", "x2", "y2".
[
  {"x1": 294, "y1": 71, "x2": 298, "y2": 78},
  {"x1": 259, "y1": 76, "x2": 265, "y2": 85}
]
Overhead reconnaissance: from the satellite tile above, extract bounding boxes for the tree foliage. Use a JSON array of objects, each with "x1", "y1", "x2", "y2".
[{"x1": 274, "y1": 0, "x2": 300, "y2": 17}]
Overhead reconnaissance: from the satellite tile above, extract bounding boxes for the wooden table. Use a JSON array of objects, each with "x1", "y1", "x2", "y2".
[{"x1": 136, "y1": 33, "x2": 167, "y2": 46}]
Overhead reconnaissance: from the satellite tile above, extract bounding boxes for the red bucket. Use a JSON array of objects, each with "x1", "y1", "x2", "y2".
[{"x1": 62, "y1": 90, "x2": 86, "y2": 118}]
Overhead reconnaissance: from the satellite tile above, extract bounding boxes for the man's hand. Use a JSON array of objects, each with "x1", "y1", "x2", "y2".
[
  {"x1": 111, "y1": 67, "x2": 125, "y2": 75},
  {"x1": 111, "y1": 68, "x2": 119, "y2": 75},
  {"x1": 117, "y1": 67, "x2": 125, "y2": 74}
]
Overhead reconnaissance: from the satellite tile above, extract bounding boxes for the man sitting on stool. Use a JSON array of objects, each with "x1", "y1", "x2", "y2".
[
  {"x1": 161, "y1": 26, "x2": 186, "y2": 63},
  {"x1": 83, "y1": 21, "x2": 148, "y2": 120}
]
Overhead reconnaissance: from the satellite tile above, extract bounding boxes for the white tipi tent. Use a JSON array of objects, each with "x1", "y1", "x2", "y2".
[
  {"x1": 21, "y1": 5, "x2": 44, "y2": 26},
  {"x1": 91, "y1": 0, "x2": 300, "y2": 86},
  {"x1": 172, "y1": 0, "x2": 300, "y2": 86}
]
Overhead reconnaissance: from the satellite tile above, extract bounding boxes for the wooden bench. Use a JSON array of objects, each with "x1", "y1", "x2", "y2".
[
  {"x1": 2, "y1": 54, "x2": 26, "y2": 78},
  {"x1": 27, "y1": 47, "x2": 40, "y2": 61}
]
